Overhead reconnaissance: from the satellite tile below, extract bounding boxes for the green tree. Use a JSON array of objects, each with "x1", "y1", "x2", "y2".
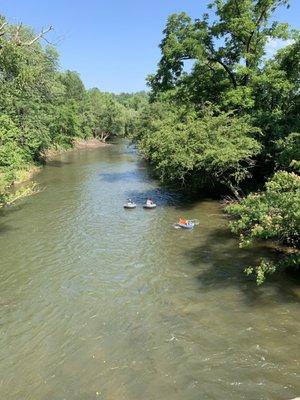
[
  {"x1": 226, "y1": 171, "x2": 300, "y2": 284},
  {"x1": 85, "y1": 89, "x2": 127, "y2": 141},
  {"x1": 0, "y1": 16, "x2": 132, "y2": 205},
  {"x1": 134, "y1": 0, "x2": 299, "y2": 284},
  {"x1": 148, "y1": 1, "x2": 290, "y2": 97},
  {"x1": 134, "y1": 103, "x2": 261, "y2": 197}
]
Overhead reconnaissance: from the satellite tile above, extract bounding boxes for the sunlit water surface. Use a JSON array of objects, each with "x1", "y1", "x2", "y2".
[{"x1": 0, "y1": 141, "x2": 299, "y2": 400}]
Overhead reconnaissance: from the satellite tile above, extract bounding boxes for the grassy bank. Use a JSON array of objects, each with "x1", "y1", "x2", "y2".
[{"x1": 0, "y1": 138, "x2": 108, "y2": 208}]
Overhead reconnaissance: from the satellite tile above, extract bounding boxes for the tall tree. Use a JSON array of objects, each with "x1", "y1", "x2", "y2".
[{"x1": 148, "y1": 0, "x2": 290, "y2": 96}]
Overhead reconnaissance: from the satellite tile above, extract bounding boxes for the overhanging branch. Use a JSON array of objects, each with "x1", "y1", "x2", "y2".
[{"x1": 23, "y1": 25, "x2": 53, "y2": 46}]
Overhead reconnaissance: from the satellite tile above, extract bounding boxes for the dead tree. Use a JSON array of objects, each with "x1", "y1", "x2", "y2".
[
  {"x1": 93, "y1": 128, "x2": 111, "y2": 143},
  {"x1": 0, "y1": 22, "x2": 53, "y2": 47}
]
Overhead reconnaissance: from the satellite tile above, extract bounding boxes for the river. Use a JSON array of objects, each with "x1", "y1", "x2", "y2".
[{"x1": 0, "y1": 140, "x2": 299, "y2": 400}]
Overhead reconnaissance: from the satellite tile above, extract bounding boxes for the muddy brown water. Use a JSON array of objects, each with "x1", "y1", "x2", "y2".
[{"x1": 0, "y1": 140, "x2": 299, "y2": 400}]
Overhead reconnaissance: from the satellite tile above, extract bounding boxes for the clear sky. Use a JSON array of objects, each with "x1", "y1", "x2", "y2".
[{"x1": 1, "y1": 0, "x2": 299, "y2": 93}]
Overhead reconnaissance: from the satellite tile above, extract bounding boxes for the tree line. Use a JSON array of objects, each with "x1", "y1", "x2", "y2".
[
  {"x1": 0, "y1": 15, "x2": 147, "y2": 205},
  {"x1": 130, "y1": 0, "x2": 299, "y2": 284}
]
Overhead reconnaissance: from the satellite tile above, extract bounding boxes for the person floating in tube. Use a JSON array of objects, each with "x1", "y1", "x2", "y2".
[
  {"x1": 179, "y1": 217, "x2": 188, "y2": 225},
  {"x1": 146, "y1": 198, "x2": 153, "y2": 206}
]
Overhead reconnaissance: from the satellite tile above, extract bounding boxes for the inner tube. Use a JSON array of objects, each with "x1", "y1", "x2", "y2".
[
  {"x1": 124, "y1": 203, "x2": 136, "y2": 209},
  {"x1": 177, "y1": 222, "x2": 194, "y2": 229},
  {"x1": 143, "y1": 203, "x2": 157, "y2": 209}
]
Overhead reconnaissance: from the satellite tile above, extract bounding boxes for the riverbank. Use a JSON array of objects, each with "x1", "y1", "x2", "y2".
[
  {"x1": 73, "y1": 138, "x2": 110, "y2": 149},
  {"x1": 0, "y1": 138, "x2": 109, "y2": 208},
  {"x1": 45, "y1": 138, "x2": 109, "y2": 160}
]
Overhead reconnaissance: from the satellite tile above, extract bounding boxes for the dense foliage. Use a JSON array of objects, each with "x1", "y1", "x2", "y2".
[
  {"x1": 1, "y1": 3, "x2": 299, "y2": 283},
  {"x1": 0, "y1": 16, "x2": 139, "y2": 205},
  {"x1": 227, "y1": 171, "x2": 299, "y2": 283},
  {"x1": 133, "y1": 102, "x2": 261, "y2": 197},
  {"x1": 131, "y1": 0, "x2": 299, "y2": 283}
]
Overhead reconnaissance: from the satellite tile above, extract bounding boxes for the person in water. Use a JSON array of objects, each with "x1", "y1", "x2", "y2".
[
  {"x1": 179, "y1": 217, "x2": 188, "y2": 225},
  {"x1": 146, "y1": 198, "x2": 153, "y2": 206}
]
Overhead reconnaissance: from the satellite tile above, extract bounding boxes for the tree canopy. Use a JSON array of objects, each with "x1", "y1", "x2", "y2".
[
  {"x1": 131, "y1": 0, "x2": 299, "y2": 283},
  {"x1": 0, "y1": 16, "x2": 140, "y2": 205}
]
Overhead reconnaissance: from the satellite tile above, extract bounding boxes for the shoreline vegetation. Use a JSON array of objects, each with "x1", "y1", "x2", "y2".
[
  {"x1": 0, "y1": 139, "x2": 109, "y2": 208},
  {"x1": 1, "y1": 1, "x2": 299, "y2": 285},
  {"x1": 0, "y1": 14, "x2": 147, "y2": 208},
  {"x1": 129, "y1": 0, "x2": 299, "y2": 285},
  {"x1": 44, "y1": 138, "x2": 109, "y2": 160}
]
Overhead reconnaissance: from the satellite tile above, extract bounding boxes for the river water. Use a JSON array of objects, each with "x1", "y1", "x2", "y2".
[{"x1": 0, "y1": 141, "x2": 299, "y2": 400}]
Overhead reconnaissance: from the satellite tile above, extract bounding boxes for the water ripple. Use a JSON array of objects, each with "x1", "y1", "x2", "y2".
[{"x1": 0, "y1": 142, "x2": 299, "y2": 400}]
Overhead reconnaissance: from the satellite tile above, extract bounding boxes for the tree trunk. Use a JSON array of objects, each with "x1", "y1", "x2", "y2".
[{"x1": 226, "y1": 181, "x2": 242, "y2": 201}]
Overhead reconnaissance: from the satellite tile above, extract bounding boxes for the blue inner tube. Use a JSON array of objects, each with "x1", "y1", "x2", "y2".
[{"x1": 178, "y1": 222, "x2": 194, "y2": 229}]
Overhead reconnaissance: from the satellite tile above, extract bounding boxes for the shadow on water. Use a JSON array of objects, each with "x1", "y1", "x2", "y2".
[
  {"x1": 0, "y1": 222, "x2": 12, "y2": 235},
  {"x1": 0, "y1": 203, "x2": 27, "y2": 235},
  {"x1": 185, "y1": 226, "x2": 300, "y2": 306},
  {"x1": 123, "y1": 159, "x2": 226, "y2": 208},
  {"x1": 124, "y1": 187, "x2": 186, "y2": 206},
  {"x1": 45, "y1": 159, "x2": 71, "y2": 168},
  {"x1": 124, "y1": 185, "x2": 222, "y2": 210},
  {"x1": 173, "y1": 195, "x2": 223, "y2": 211},
  {"x1": 99, "y1": 170, "x2": 151, "y2": 183},
  {"x1": 0, "y1": 201, "x2": 28, "y2": 216},
  {"x1": 120, "y1": 144, "x2": 137, "y2": 156}
]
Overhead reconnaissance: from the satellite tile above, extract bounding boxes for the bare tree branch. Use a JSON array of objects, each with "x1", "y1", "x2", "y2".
[
  {"x1": 93, "y1": 128, "x2": 111, "y2": 142},
  {"x1": 12, "y1": 23, "x2": 22, "y2": 44},
  {"x1": 22, "y1": 25, "x2": 53, "y2": 46},
  {"x1": 0, "y1": 21, "x2": 7, "y2": 31},
  {"x1": 0, "y1": 23, "x2": 54, "y2": 48},
  {"x1": 206, "y1": 43, "x2": 237, "y2": 88},
  {"x1": 0, "y1": 21, "x2": 7, "y2": 36}
]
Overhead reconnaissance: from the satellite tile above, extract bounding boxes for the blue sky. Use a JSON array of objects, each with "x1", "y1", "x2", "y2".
[{"x1": 1, "y1": 0, "x2": 299, "y2": 93}]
